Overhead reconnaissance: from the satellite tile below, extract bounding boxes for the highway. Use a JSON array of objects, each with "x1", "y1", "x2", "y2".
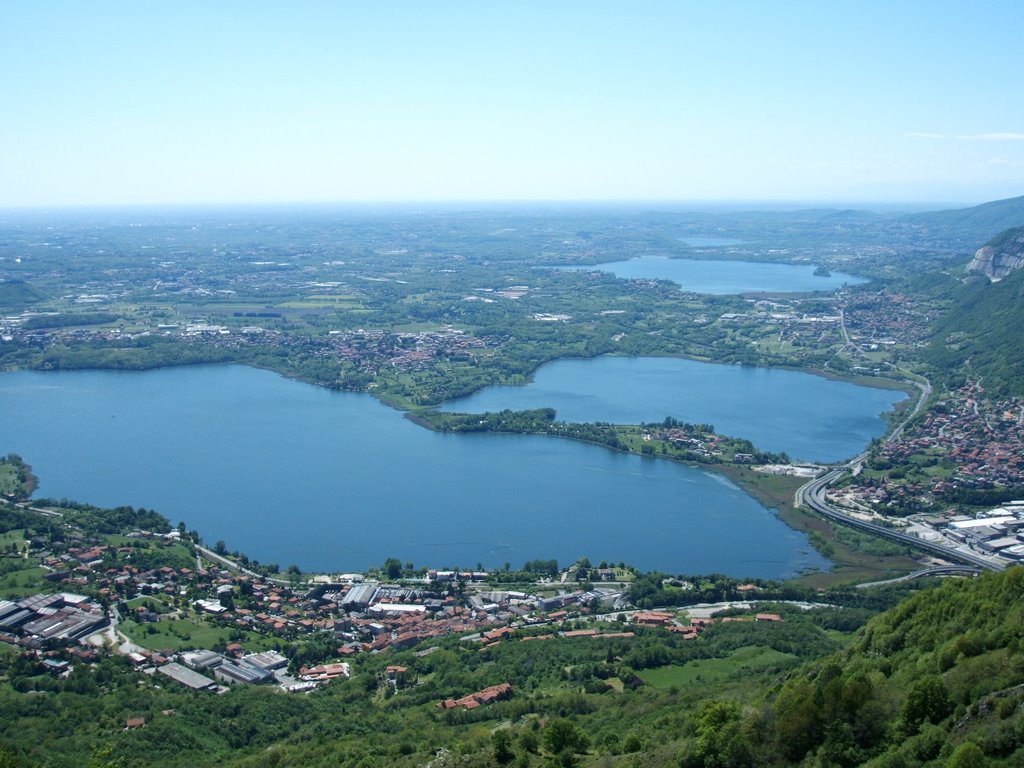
[
  {"x1": 855, "y1": 565, "x2": 983, "y2": 590},
  {"x1": 794, "y1": 374, "x2": 1006, "y2": 575},
  {"x1": 796, "y1": 470, "x2": 1004, "y2": 572}
]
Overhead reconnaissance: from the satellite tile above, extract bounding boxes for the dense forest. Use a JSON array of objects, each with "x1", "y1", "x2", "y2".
[{"x1": 924, "y1": 265, "x2": 1024, "y2": 397}]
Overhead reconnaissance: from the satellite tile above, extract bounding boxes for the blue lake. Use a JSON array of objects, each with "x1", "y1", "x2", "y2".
[
  {"x1": 0, "y1": 365, "x2": 830, "y2": 579},
  {"x1": 563, "y1": 255, "x2": 864, "y2": 294},
  {"x1": 443, "y1": 356, "x2": 906, "y2": 463}
]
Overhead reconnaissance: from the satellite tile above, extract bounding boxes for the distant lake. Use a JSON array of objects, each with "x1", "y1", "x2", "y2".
[
  {"x1": 443, "y1": 356, "x2": 905, "y2": 463},
  {"x1": 0, "y1": 366, "x2": 829, "y2": 578},
  {"x1": 562, "y1": 256, "x2": 864, "y2": 294}
]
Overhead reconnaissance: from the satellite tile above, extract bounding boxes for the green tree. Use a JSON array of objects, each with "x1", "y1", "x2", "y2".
[
  {"x1": 88, "y1": 748, "x2": 122, "y2": 768},
  {"x1": 519, "y1": 729, "x2": 540, "y2": 754},
  {"x1": 901, "y1": 676, "x2": 952, "y2": 734},
  {"x1": 947, "y1": 742, "x2": 987, "y2": 768},
  {"x1": 682, "y1": 700, "x2": 757, "y2": 768},
  {"x1": 774, "y1": 681, "x2": 821, "y2": 761},
  {"x1": 492, "y1": 730, "x2": 515, "y2": 765},
  {"x1": 542, "y1": 719, "x2": 588, "y2": 756},
  {"x1": 621, "y1": 733, "x2": 643, "y2": 753},
  {"x1": 383, "y1": 557, "x2": 403, "y2": 580}
]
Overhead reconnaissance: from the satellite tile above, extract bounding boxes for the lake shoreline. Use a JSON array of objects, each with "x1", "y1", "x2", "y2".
[
  {"x1": 11, "y1": 443, "x2": 917, "y2": 589},
  {"x1": 3, "y1": 351, "x2": 909, "y2": 580},
  {"x1": 555, "y1": 254, "x2": 867, "y2": 294},
  {"x1": 405, "y1": 408, "x2": 846, "y2": 571},
  {"x1": 437, "y1": 354, "x2": 906, "y2": 463},
  {"x1": 3, "y1": 365, "x2": 830, "y2": 579}
]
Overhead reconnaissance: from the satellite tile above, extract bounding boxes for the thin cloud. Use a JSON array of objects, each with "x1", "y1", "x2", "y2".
[{"x1": 908, "y1": 132, "x2": 1024, "y2": 141}]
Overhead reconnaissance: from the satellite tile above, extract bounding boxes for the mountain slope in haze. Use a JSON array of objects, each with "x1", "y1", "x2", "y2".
[
  {"x1": 901, "y1": 195, "x2": 1024, "y2": 248},
  {"x1": 0, "y1": 280, "x2": 41, "y2": 310}
]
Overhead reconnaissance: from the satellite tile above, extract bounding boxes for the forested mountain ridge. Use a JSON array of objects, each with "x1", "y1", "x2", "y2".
[
  {"x1": 923, "y1": 252, "x2": 1024, "y2": 396},
  {"x1": 755, "y1": 567, "x2": 1024, "y2": 768}
]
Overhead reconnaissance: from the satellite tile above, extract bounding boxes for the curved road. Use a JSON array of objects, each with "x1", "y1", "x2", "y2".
[
  {"x1": 855, "y1": 565, "x2": 983, "y2": 589},
  {"x1": 887, "y1": 378, "x2": 932, "y2": 444},
  {"x1": 795, "y1": 375, "x2": 1006, "y2": 574},
  {"x1": 796, "y1": 471, "x2": 1003, "y2": 572}
]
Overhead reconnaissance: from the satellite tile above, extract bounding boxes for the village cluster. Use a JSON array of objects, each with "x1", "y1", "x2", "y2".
[
  {"x1": 831, "y1": 380, "x2": 1024, "y2": 527},
  {"x1": 0, "y1": 522, "x2": 790, "y2": 703}
]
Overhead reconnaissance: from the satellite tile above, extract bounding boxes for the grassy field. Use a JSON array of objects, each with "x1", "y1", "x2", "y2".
[
  {"x1": 0, "y1": 529, "x2": 27, "y2": 553},
  {"x1": 0, "y1": 561, "x2": 47, "y2": 596},
  {"x1": 119, "y1": 616, "x2": 278, "y2": 653},
  {"x1": 637, "y1": 646, "x2": 798, "y2": 689},
  {"x1": 718, "y1": 465, "x2": 921, "y2": 588},
  {"x1": 119, "y1": 617, "x2": 237, "y2": 651},
  {"x1": 278, "y1": 296, "x2": 366, "y2": 309},
  {"x1": 101, "y1": 534, "x2": 135, "y2": 547},
  {"x1": 0, "y1": 465, "x2": 22, "y2": 496},
  {"x1": 717, "y1": 465, "x2": 806, "y2": 513},
  {"x1": 126, "y1": 594, "x2": 177, "y2": 613},
  {"x1": 781, "y1": 505, "x2": 920, "y2": 589}
]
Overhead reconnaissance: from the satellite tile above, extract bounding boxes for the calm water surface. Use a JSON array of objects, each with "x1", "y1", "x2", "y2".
[
  {"x1": 0, "y1": 366, "x2": 829, "y2": 578},
  {"x1": 563, "y1": 256, "x2": 864, "y2": 294},
  {"x1": 443, "y1": 357, "x2": 905, "y2": 463}
]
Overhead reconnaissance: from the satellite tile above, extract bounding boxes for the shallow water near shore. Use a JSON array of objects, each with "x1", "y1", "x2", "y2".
[{"x1": 0, "y1": 365, "x2": 832, "y2": 577}]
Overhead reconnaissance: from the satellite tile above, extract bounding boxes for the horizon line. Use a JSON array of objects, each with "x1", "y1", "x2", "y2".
[{"x1": 0, "y1": 195, "x2": 1001, "y2": 214}]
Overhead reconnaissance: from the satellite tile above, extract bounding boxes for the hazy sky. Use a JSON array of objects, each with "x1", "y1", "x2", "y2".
[{"x1": 2, "y1": 1, "x2": 1023, "y2": 207}]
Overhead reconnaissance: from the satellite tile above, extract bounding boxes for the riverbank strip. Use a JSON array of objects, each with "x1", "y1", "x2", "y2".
[
  {"x1": 409, "y1": 409, "x2": 922, "y2": 587},
  {"x1": 715, "y1": 465, "x2": 920, "y2": 588}
]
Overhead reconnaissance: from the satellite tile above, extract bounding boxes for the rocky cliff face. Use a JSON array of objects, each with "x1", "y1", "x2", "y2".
[{"x1": 966, "y1": 226, "x2": 1024, "y2": 281}]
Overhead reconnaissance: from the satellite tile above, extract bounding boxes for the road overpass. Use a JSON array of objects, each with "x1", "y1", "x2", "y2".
[{"x1": 855, "y1": 565, "x2": 983, "y2": 589}]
